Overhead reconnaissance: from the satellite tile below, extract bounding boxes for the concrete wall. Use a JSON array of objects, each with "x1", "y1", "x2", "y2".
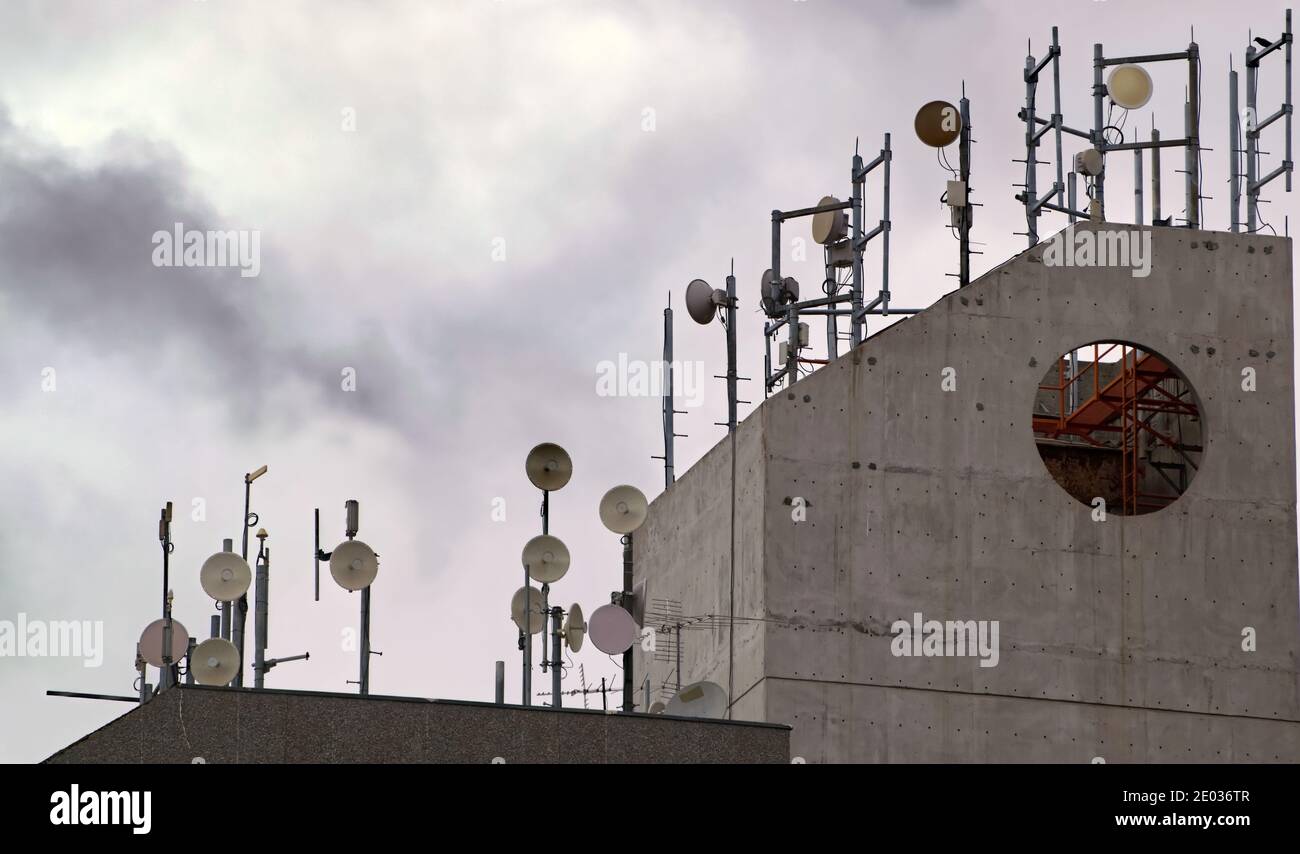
[
  {"x1": 638, "y1": 223, "x2": 1300, "y2": 762},
  {"x1": 43, "y1": 685, "x2": 790, "y2": 763}
]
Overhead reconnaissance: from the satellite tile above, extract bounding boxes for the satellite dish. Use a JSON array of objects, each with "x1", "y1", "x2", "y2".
[
  {"x1": 199, "y1": 552, "x2": 252, "y2": 602},
  {"x1": 685, "y1": 279, "x2": 718, "y2": 325},
  {"x1": 811, "y1": 196, "x2": 847, "y2": 244},
  {"x1": 599, "y1": 485, "x2": 648, "y2": 535},
  {"x1": 138, "y1": 618, "x2": 189, "y2": 668},
  {"x1": 1106, "y1": 64, "x2": 1153, "y2": 109},
  {"x1": 521, "y1": 534, "x2": 571, "y2": 584},
  {"x1": 525, "y1": 443, "x2": 573, "y2": 491},
  {"x1": 563, "y1": 603, "x2": 585, "y2": 652},
  {"x1": 511, "y1": 585, "x2": 547, "y2": 634},
  {"x1": 329, "y1": 540, "x2": 378, "y2": 591},
  {"x1": 914, "y1": 100, "x2": 962, "y2": 147},
  {"x1": 666, "y1": 680, "x2": 728, "y2": 719},
  {"x1": 648, "y1": 701, "x2": 666, "y2": 714},
  {"x1": 588, "y1": 603, "x2": 639, "y2": 654},
  {"x1": 190, "y1": 638, "x2": 240, "y2": 686}
]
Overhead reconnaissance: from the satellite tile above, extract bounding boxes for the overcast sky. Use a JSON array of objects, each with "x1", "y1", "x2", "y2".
[{"x1": 1, "y1": 0, "x2": 1295, "y2": 762}]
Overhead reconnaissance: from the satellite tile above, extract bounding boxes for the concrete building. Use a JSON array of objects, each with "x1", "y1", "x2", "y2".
[
  {"x1": 44, "y1": 685, "x2": 789, "y2": 763},
  {"x1": 634, "y1": 223, "x2": 1300, "y2": 762}
]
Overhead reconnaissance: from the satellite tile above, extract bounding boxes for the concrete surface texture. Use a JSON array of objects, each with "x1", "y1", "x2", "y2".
[
  {"x1": 43, "y1": 685, "x2": 790, "y2": 763},
  {"x1": 634, "y1": 223, "x2": 1300, "y2": 762}
]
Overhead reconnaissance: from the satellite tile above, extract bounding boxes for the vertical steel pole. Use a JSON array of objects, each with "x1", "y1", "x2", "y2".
[
  {"x1": 622, "y1": 533, "x2": 634, "y2": 712},
  {"x1": 522, "y1": 566, "x2": 531, "y2": 706},
  {"x1": 1247, "y1": 44, "x2": 1258, "y2": 231},
  {"x1": 1093, "y1": 43, "x2": 1106, "y2": 219},
  {"x1": 959, "y1": 93, "x2": 972, "y2": 287},
  {"x1": 663, "y1": 300, "x2": 674, "y2": 485},
  {"x1": 1134, "y1": 135, "x2": 1144, "y2": 225},
  {"x1": 1188, "y1": 41, "x2": 1201, "y2": 229},
  {"x1": 1231, "y1": 67, "x2": 1241, "y2": 232},
  {"x1": 1286, "y1": 9, "x2": 1293, "y2": 193},
  {"x1": 785, "y1": 305, "x2": 798, "y2": 388},
  {"x1": 235, "y1": 480, "x2": 250, "y2": 688},
  {"x1": 850, "y1": 153, "x2": 865, "y2": 346},
  {"x1": 359, "y1": 586, "x2": 370, "y2": 695},
  {"x1": 550, "y1": 606, "x2": 562, "y2": 708},
  {"x1": 726, "y1": 267, "x2": 737, "y2": 432},
  {"x1": 881, "y1": 134, "x2": 892, "y2": 310},
  {"x1": 1152, "y1": 128, "x2": 1163, "y2": 224},
  {"x1": 1025, "y1": 52, "x2": 1039, "y2": 246},
  {"x1": 1051, "y1": 28, "x2": 1065, "y2": 206}
]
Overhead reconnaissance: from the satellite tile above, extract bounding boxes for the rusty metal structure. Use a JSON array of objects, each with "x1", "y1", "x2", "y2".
[{"x1": 1033, "y1": 342, "x2": 1203, "y2": 514}]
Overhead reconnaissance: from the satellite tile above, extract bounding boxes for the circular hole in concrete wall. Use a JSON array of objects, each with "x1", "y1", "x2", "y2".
[{"x1": 1031, "y1": 341, "x2": 1203, "y2": 516}]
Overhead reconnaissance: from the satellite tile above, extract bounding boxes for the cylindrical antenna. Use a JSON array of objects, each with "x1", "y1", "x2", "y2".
[
  {"x1": 345, "y1": 499, "x2": 359, "y2": 539},
  {"x1": 254, "y1": 540, "x2": 269, "y2": 689},
  {"x1": 495, "y1": 660, "x2": 505, "y2": 704},
  {"x1": 210, "y1": 615, "x2": 220, "y2": 639}
]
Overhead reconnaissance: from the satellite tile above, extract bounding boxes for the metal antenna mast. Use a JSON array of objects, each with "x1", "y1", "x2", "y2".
[
  {"x1": 1242, "y1": 9, "x2": 1294, "y2": 231},
  {"x1": 652, "y1": 293, "x2": 687, "y2": 486}
]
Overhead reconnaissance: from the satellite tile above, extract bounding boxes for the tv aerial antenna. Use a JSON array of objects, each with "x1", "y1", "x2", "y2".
[
  {"x1": 596, "y1": 484, "x2": 648, "y2": 711},
  {"x1": 314, "y1": 499, "x2": 381, "y2": 694},
  {"x1": 520, "y1": 442, "x2": 573, "y2": 707}
]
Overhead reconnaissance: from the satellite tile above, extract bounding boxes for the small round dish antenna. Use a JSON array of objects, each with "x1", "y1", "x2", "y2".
[
  {"x1": 685, "y1": 279, "x2": 719, "y2": 325},
  {"x1": 199, "y1": 552, "x2": 252, "y2": 602},
  {"x1": 914, "y1": 100, "x2": 962, "y2": 147},
  {"x1": 525, "y1": 443, "x2": 573, "y2": 491},
  {"x1": 665, "y1": 680, "x2": 728, "y2": 719},
  {"x1": 1106, "y1": 64, "x2": 1153, "y2": 109},
  {"x1": 511, "y1": 586, "x2": 547, "y2": 634},
  {"x1": 521, "y1": 534, "x2": 571, "y2": 584},
  {"x1": 138, "y1": 618, "x2": 189, "y2": 667},
  {"x1": 563, "y1": 603, "x2": 586, "y2": 652},
  {"x1": 329, "y1": 539, "x2": 378, "y2": 591},
  {"x1": 191, "y1": 637, "x2": 240, "y2": 686},
  {"x1": 811, "y1": 196, "x2": 847, "y2": 244},
  {"x1": 599, "y1": 485, "x2": 648, "y2": 535},
  {"x1": 649, "y1": 701, "x2": 666, "y2": 714},
  {"x1": 588, "y1": 603, "x2": 639, "y2": 654}
]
